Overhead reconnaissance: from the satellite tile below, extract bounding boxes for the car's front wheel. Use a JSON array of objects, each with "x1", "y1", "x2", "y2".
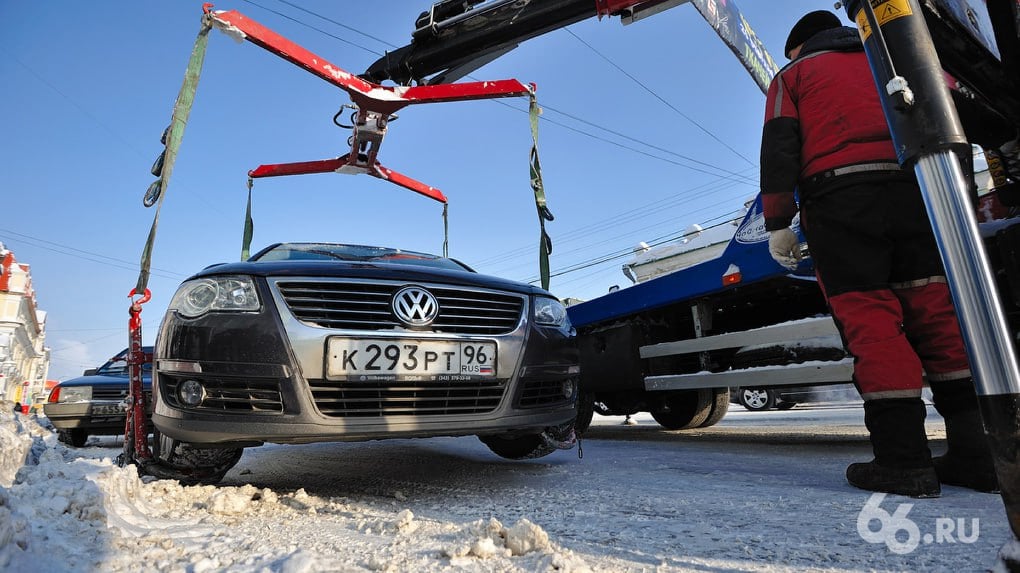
[
  {"x1": 738, "y1": 388, "x2": 777, "y2": 411},
  {"x1": 479, "y1": 422, "x2": 574, "y2": 460},
  {"x1": 150, "y1": 429, "x2": 243, "y2": 485},
  {"x1": 574, "y1": 390, "x2": 595, "y2": 435},
  {"x1": 58, "y1": 428, "x2": 88, "y2": 448}
]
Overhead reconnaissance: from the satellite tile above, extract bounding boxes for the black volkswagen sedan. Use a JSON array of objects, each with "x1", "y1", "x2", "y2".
[
  {"x1": 151, "y1": 243, "x2": 579, "y2": 482},
  {"x1": 44, "y1": 347, "x2": 153, "y2": 447}
]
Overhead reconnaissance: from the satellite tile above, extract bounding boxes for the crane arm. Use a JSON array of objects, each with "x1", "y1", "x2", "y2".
[
  {"x1": 363, "y1": 0, "x2": 777, "y2": 94},
  {"x1": 363, "y1": 0, "x2": 694, "y2": 86}
]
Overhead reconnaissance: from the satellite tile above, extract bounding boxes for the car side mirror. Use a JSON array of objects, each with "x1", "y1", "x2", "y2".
[{"x1": 83, "y1": 368, "x2": 98, "y2": 376}]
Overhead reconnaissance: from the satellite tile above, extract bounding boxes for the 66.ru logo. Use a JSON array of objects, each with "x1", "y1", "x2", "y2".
[{"x1": 857, "y1": 493, "x2": 980, "y2": 554}]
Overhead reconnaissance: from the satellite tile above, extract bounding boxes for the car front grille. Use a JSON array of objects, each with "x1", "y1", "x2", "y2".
[
  {"x1": 93, "y1": 387, "x2": 132, "y2": 401},
  {"x1": 307, "y1": 378, "x2": 507, "y2": 417},
  {"x1": 275, "y1": 280, "x2": 525, "y2": 335},
  {"x1": 160, "y1": 376, "x2": 284, "y2": 413}
]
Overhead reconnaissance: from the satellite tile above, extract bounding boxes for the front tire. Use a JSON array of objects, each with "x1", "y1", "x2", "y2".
[
  {"x1": 574, "y1": 390, "x2": 595, "y2": 435},
  {"x1": 479, "y1": 422, "x2": 574, "y2": 460},
  {"x1": 151, "y1": 429, "x2": 243, "y2": 485},
  {"x1": 738, "y1": 388, "x2": 777, "y2": 411},
  {"x1": 58, "y1": 428, "x2": 88, "y2": 448}
]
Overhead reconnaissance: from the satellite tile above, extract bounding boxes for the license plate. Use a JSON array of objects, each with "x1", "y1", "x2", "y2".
[
  {"x1": 327, "y1": 338, "x2": 497, "y2": 380},
  {"x1": 92, "y1": 403, "x2": 123, "y2": 416}
]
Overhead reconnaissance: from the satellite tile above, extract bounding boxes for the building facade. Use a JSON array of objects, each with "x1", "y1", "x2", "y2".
[{"x1": 0, "y1": 243, "x2": 49, "y2": 407}]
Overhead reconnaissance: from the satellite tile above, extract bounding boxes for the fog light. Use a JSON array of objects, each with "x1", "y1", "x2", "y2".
[
  {"x1": 562, "y1": 378, "x2": 576, "y2": 399},
  {"x1": 179, "y1": 379, "x2": 205, "y2": 406}
]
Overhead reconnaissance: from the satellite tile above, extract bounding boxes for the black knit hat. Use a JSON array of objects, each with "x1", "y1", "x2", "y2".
[{"x1": 784, "y1": 10, "x2": 842, "y2": 58}]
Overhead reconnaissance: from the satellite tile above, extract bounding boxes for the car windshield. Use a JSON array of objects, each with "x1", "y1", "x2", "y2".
[
  {"x1": 95, "y1": 349, "x2": 154, "y2": 376},
  {"x1": 252, "y1": 243, "x2": 471, "y2": 271}
]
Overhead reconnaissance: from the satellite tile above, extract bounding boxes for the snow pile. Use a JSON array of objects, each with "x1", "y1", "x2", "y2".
[
  {"x1": 444, "y1": 517, "x2": 590, "y2": 572},
  {"x1": 0, "y1": 405, "x2": 592, "y2": 572}
]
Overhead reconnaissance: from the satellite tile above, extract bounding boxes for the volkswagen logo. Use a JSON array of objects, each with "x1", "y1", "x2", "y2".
[{"x1": 392, "y1": 286, "x2": 440, "y2": 327}]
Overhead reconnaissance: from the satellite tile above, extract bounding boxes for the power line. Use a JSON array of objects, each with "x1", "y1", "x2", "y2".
[
  {"x1": 264, "y1": 0, "x2": 400, "y2": 49},
  {"x1": 491, "y1": 99, "x2": 758, "y2": 185},
  {"x1": 2, "y1": 49, "x2": 231, "y2": 219},
  {"x1": 523, "y1": 209, "x2": 744, "y2": 284},
  {"x1": 473, "y1": 169, "x2": 754, "y2": 267},
  {"x1": 564, "y1": 27, "x2": 757, "y2": 166},
  {"x1": 238, "y1": 0, "x2": 386, "y2": 56},
  {"x1": 536, "y1": 212, "x2": 742, "y2": 282},
  {"x1": 0, "y1": 228, "x2": 187, "y2": 281}
]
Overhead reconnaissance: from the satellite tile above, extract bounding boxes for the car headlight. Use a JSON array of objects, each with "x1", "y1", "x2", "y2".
[
  {"x1": 534, "y1": 296, "x2": 569, "y2": 327},
  {"x1": 169, "y1": 276, "x2": 260, "y2": 318},
  {"x1": 56, "y1": 386, "x2": 92, "y2": 403}
]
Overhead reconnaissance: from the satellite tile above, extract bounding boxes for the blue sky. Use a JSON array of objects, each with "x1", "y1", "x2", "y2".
[{"x1": 1, "y1": 0, "x2": 834, "y2": 379}]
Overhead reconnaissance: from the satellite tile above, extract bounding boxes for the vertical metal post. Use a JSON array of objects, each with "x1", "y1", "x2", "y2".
[
  {"x1": 691, "y1": 300, "x2": 713, "y2": 371},
  {"x1": 843, "y1": 0, "x2": 1020, "y2": 541}
]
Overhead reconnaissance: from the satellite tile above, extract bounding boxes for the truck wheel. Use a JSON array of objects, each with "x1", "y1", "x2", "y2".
[
  {"x1": 574, "y1": 391, "x2": 595, "y2": 435},
  {"x1": 738, "y1": 388, "x2": 777, "y2": 411},
  {"x1": 151, "y1": 429, "x2": 243, "y2": 485},
  {"x1": 650, "y1": 390, "x2": 712, "y2": 430},
  {"x1": 698, "y1": 388, "x2": 730, "y2": 428},
  {"x1": 58, "y1": 429, "x2": 88, "y2": 448}
]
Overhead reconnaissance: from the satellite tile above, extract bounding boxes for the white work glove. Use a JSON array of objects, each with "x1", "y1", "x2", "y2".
[{"x1": 768, "y1": 227, "x2": 803, "y2": 270}]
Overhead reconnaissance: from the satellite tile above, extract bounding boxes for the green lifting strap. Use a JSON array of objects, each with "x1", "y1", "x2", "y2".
[
  {"x1": 136, "y1": 21, "x2": 212, "y2": 294},
  {"x1": 241, "y1": 177, "x2": 255, "y2": 261},
  {"x1": 529, "y1": 92, "x2": 553, "y2": 291}
]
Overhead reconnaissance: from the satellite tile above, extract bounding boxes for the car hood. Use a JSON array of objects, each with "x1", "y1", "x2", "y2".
[
  {"x1": 190, "y1": 260, "x2": 550, "y2": 297},
  {"x1": 57, "y1": 374, "x2": 152, "y2": 388}
]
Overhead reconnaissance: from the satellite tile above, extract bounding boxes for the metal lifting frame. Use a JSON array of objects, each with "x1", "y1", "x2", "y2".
[
  {"x1": 203, "y1": 5, "x2": 533, "y2": 201},
  {"x1": 121, "y1": 5, "x2": 544, "y2": 477}
]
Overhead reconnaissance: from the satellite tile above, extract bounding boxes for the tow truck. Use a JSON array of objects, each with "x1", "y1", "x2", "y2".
[
  {"x1": 367, "y1": 0, "x2": 1020, "y2": 432},
  {"x1": 365, "y1": 0, "x2": 1020, "y2": 552}
]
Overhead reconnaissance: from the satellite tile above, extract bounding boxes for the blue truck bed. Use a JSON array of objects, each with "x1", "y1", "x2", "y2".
[{"x1": 568, "y1": 193, "x2": 813, "y2": 329}]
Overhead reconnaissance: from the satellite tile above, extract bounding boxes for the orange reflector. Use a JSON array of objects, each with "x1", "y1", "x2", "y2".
[{"x1": 722, "y1": 264, "x2": 742, "y2": 286}]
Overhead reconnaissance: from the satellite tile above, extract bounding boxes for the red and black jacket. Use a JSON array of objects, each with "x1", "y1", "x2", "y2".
[{"x1": 760, "y1": 27, "x2": 899, "y2": 231}]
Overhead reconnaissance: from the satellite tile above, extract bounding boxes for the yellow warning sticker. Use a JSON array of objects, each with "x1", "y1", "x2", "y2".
[{"x1": 855, "y1": 0, "x2": 913, "y2": 41}]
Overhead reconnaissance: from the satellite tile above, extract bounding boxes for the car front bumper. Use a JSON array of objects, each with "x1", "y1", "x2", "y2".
[
  {"x1": 153, "y1": 277, "x2": 579, "y2": 447},
  {"x1": 44, "y1": 401, "x2": 129, "y2": 433}
]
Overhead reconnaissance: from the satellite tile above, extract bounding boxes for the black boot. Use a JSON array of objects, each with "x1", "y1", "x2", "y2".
[
  {"x1": 931, "y1": 379, "x2": 999, "y2": 493},
  {"x1": 846, "y1": 398, "x2": 940, "y2": 498}
]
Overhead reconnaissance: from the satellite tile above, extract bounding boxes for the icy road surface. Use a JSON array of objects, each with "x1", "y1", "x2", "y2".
[{"x1": 1, "y1": 402, "x2": 1016, "y2": 572}]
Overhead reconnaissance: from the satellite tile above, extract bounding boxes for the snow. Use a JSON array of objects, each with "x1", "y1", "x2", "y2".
[
  {"x1": 209, "y1": 13, "x2": 247, "y2": 45},
  {"x1": 1, "y1": 401, "x2": 1018, "y2": 572}
]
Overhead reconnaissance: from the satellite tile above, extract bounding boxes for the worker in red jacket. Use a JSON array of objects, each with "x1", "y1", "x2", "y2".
[{"x1": 760, "y1": 11, "x2": 997, "y2": 497}]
